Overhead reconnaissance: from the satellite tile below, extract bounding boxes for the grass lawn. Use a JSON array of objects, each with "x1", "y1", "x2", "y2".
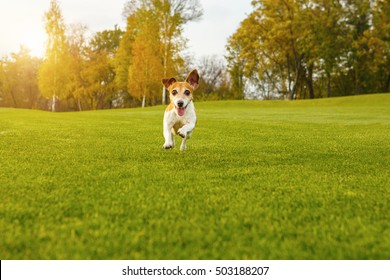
[{"x1": 0, "y1": 93, "x2": 389, "y2": 259}]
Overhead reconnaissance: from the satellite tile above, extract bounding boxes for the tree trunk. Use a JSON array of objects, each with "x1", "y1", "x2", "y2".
[
  {"x1": 355, "y1": 67, "x2": 361, "y2": 94},
  {"x1": 326, "y1": 71, "x2": 331, "y2": 98},
  {"x1": 162, "y1": 14, "x2": 169, "y2": 105},
  {"x1": 287, "y1": 54, "x2": 292, "y2": 99},
  {"x1": 142, "y1": 95, "x2": 146, "y2": 108},
  {"x1": 162, "y1": 46, "x2": 167, "y2": 105},
  {"x1": 78, "y1": 98, "x2": 82, "y2": 111},
  {"x1": 307, "y1": 64, "x2": 315, "y2": 99},
  {"x1": 162, "y1": 86, "x2": 166, "y2": 105},
  {"x1": 10, "y1": 90, "x2": 18, "y2": 107},
  {"x1": 290, "y1": 60, "x2": 303, "y2": 100},
  {"x1": 51, "y1": 95, "x2": 56, "y2": 112}
]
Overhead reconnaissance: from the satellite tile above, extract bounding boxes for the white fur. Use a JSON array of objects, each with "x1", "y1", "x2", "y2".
[
  {"x1": 162, "y1": 101, "x2": 196, "y2": 151},
  {"x1": 162, "y1": 69, "x2": 199, "y2": 151}
]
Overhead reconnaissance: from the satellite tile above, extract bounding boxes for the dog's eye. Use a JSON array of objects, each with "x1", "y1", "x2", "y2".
[
  {"x1": 172, "y1": 90, "x2": 178, "y2": 96},
  {"x1": 184, "y1": 90, "x2": 191, "y2": 96}
]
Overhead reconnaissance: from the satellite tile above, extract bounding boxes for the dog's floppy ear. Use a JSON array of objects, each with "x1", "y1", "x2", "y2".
[
  {"x1": 162, "y1": 77, "x2": 177, "y2": 89},
  {"x1": 186, "y1": 69, "x2": 199, "y2": 90}
]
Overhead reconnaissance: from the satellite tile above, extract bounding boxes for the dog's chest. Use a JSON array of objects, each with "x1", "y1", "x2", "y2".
[{"x1": 172, "y1": 118, "x2": 187, "y2": 132}]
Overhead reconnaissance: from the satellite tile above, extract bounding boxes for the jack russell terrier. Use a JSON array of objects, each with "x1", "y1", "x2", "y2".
[{"x1": 162, "y1": 69, "x2": 199, "y2": 151}]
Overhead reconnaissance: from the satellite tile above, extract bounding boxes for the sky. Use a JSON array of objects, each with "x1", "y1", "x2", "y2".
[{"x1": 0, "y1": 0, "x2": 252, "y2": 58}]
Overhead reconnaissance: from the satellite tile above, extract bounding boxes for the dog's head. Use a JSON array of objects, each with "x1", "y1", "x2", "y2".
[{"x1": 162, "y1": 69, "x2": 199, "y2": 117}]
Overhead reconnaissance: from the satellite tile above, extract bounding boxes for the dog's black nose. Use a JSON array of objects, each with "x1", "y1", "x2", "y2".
[{"x1": 177, "y1": 101, "x2": 184, "y2": 108}]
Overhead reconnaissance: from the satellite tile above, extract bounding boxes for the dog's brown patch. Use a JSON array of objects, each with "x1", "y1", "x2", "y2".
[{"x1": 165, "y1": 102, "x2": 174, "y2": 112}]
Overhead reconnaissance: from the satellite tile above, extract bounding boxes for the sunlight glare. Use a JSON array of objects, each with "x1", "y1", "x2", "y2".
[{"x1": 23, "y1": 31, "x2": 47, "y2": 57}]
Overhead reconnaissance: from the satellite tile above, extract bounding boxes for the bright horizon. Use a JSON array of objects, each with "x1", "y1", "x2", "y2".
[{"x1": 0, "y1": 0, "x2": 252, "y2": 59}]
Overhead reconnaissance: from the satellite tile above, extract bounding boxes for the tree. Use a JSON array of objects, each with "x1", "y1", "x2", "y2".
[
  {"x1": 359, "y1": 0, "x2": 389, "y2": 93},
  {"x1": 13, "y1": 48, "x2": 41, "y2": 108},
  {"x1": 120, "y1": 0, "x2": 203, "y2": 106},
  {"x1": 83, "y1": 27, "x2": 123, "y2": 110},
  {"x1": 154, "y1": 0, "x2": 203, "y2": 104},
  {"x1": 0, "y1": 56, "x2": 19, "y2": 107},
  {"x1": 372, "y1": 0, "x2": 390, "y2": 92},
  {"x1": 67, "y1": 23, "x2": 88, "y2": 110},
  {"x1": 114, "y1": 14, "x2": 137, "y2": 100},
  {"x1": 226, "y1": 0, "x2": 389, "y2": 100},
  {"x1": 128, "y1": 8, "x2": 163, "y2": 107},
  {"x1": 225, "y1": 33, "x2": 246, "y2": 99},
  {"x1": 344, "y1": 0, "x2": 372, "y2": 94},
  {"x1": 0, "y1": 47, "x2": 40, "y2": 108},
  {"x1": 297, "y1": 0, "x2": 347, "y2": 98},
  {"x1": 0, "y1": 59, "x2": 4, "y2": 105},
  {"x1": 227, "y1": 0, "x2": 308, "y2": 100},
  {"x1": 196, "y1": 55, "x2": 231, "y2": 100},
  {"x1": 38, "y1": 0, "x2": 71, "y2": 111}
]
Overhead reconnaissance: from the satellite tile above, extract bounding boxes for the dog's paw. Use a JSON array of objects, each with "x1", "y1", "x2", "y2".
[
  {"x1": 178, "y1": 132, "x2": 185, "y2": 139},
  {"x1": 162, "y1": 143, "x2": 173, "y2": 149},
  {"x1": 177, "y1": 128, "x2": 186, "y2": 139}
]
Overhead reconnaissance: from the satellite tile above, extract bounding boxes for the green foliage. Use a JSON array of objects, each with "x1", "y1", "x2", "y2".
[
  {"x1": 226, "y1": 0, "x2": 390, "y2": 99},
  {"x1": 127, "y1": 7, "x2": 164, "y2": 107},
  {"x1": 2, "y1": 0, "x2": 388, "y2": 111},
  {"x1": 67, "y1": 24, "x2": 88, "y2": 111},
  {"x1": 0, "y1": 47, "x2": 41, "y2": 108},
  {"x1": 85, "y1": 27, "x2": 123, "y2": 110},
  {"x1": 0, "y1": 94, "x2": 389, "y2": 259},
  {"x1": 2, "y1": 0, "x2": 203, "y2": 112},
  {"x1": 114, "y1": 15, "x2": 137, "y2": 95},
  {"x1": 120, "y1": 0, "x2": 203, "y2": 107},
  {"x1": 38, "y1": 0, "x2": 71, "y2": 111}
]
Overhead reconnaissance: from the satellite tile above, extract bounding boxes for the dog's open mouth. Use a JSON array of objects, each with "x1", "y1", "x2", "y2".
[
  {"x1": 175, "y1": 104, "x2": 188, "y2": 117},
  {"x1": 176, "y1": 107, "x2": 186, "y2": 116}
]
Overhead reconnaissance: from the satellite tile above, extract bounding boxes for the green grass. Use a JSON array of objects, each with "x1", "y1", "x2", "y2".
[{"x1": 0, "y1": 94, "x2": 389, "y2": 259}]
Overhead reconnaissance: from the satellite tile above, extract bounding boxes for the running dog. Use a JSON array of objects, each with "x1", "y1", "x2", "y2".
[{"x1": 162, "y1": 69, "x2": 199, "y2": 151}]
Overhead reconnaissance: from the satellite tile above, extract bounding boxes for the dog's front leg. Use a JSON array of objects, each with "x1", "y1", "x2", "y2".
[
  {"x1": 178, "y1": 122, "x2": 195, "y2": 139},
  {"x1": 178, "y1": 122, "x2": 196, "y2": 151},
  {"x1": 163, "y1": 124, "x2": 174, "y2": 149},
  {"x1": 162, "y1": 113, "x2": 174, "y2": 149},
  {"x1": 180, "y1": 137, "x2": 187, "y2": 151}
]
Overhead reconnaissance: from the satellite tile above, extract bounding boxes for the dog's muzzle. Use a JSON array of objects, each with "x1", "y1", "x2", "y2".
[
  {"x1": 175, "y1": 100, "x2": 190, "y2": 116},
  {"x1": 177, "y1": 100, "x2": 184, "y2": 108}
]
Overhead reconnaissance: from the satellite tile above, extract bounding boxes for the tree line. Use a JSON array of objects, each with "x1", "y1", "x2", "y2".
[
  {"x1": 0, "y1": 0, "x2": 388, "y2": 111},
  {"x1": 0, "y1": 0, "x2": 230, "y2": 111},
  {"x1": 226, "y1": 0, "x2": 389, "y2": 99}
]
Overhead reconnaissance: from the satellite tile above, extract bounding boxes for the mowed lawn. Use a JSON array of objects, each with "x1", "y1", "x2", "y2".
[{"x1": 0, "y1": 94, "x2": 389, "y2": 259}]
